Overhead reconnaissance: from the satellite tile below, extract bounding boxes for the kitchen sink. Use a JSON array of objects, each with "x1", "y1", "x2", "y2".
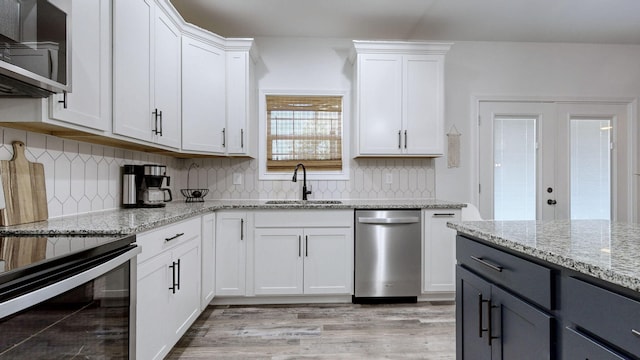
[{"x1": 264, "y1": 200, "x2": 343, "y2": 205}]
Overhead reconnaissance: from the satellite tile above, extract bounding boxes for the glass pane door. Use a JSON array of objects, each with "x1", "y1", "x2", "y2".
[
  {"x1": 570, "y1": 118, "x2": 611, "y2": 220},
  {"x1": 493, "y1": 116, "x2": 537, "y2": 220}
]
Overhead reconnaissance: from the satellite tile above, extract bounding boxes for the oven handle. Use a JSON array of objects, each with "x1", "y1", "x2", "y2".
[{"x1": 0, "y1": 246, "x2": 141, "y2": 319}]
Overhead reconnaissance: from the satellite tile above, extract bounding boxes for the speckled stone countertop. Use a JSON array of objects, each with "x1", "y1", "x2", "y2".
[
  {"x1": 0, "y1": 198, "x2": 464, "y2": 236},
  {"x1": 448, "y1": 220, "x2": 640, "y2": 293}
]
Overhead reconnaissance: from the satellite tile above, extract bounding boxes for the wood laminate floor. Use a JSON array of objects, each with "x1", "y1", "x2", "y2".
[{"x1": 167, "y1": 302, "x2": 456, "y2": 359}]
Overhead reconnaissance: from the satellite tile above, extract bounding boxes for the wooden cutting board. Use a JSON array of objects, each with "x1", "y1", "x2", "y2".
[{"x1": 0, "y1": 141, "x2": 48, "y2": 226}]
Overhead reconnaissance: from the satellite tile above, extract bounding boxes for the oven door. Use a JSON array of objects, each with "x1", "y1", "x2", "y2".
[{"x1": 0, "y1": 245, "x2": 140, "y2": 359}]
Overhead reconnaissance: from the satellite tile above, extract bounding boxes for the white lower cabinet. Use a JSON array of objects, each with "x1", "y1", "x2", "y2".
[
  {"x1": 215, "y1": 211, "x2": 247, "y2": 296},
  {"x1": 422, "y1": 209, "x2": 461, "y2": 295},
  {"x1": 136, "y1": 217, "x2": 202, "y2": 360},
  {"x1": 201, "y1": 213, "x2": 216, "y2": 310},
  {"x1": 253, "y1": 211, "x2": 353, "y2": 296}
]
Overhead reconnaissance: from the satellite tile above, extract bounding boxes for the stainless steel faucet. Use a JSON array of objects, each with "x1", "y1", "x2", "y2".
[{"x1": 292, "y1": 163, "x2": 312, "y2": 200}]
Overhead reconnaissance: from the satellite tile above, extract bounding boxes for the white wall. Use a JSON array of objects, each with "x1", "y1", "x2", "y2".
[{"x1": 436, "y1": 41, "x2": 640, "y2": 210}]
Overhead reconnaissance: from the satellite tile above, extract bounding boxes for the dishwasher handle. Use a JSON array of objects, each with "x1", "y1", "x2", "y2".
[{"x1": 358, "y1": 217, "x2": 420, "y2": 224}]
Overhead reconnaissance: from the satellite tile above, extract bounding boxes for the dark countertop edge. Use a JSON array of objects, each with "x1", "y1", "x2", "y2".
[
  {"x1": 0, "y1": 199, "x2": 465, "y2": 236},
  {"x1": 447, "y1": 221, "x2": 640, "y2": 294}
]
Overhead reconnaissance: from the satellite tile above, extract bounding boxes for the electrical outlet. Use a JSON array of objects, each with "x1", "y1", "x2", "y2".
[
  {"x1": 233, "y1": 173, "x2": 243, "y2": 185},
  {"x1": 385, "y1": 173, "x2": 393, "y2": 184}
]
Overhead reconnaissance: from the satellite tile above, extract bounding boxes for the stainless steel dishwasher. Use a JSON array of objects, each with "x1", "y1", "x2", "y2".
[{"x1": 354, "y1": 209, "x2": 422, "y2": 303}]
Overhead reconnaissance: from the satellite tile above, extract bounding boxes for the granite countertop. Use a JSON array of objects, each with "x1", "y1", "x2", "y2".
[
  {"x1": 0, "y1": 198, "x2": 464, "y2": 236},
  {"x1": 448, "y1": 220, "x2": 640, "y2": 293}
]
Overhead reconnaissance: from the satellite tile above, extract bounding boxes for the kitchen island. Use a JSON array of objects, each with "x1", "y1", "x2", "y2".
[{"x1": 449, "y1": 220, "x2": 640, "y2": 360}]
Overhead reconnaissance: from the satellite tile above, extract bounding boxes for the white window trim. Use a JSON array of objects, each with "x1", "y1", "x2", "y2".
[{"x1": 258, "y1": 89, "x2": 350, "y2": 181}]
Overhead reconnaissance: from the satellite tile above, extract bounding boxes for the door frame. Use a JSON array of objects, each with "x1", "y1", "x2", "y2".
[{"x1": 470, "y1": 95, "x2": 638, "y2": 222}]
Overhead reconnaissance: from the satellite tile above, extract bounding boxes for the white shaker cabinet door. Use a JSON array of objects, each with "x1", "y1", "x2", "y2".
[
  {"x1": 201, "y1": 213, "x2": 216, "y2": 310},
  {"x1": 170, "y1": 237, "x2": 201, "y2": 340},
  {"x1": 356, "y1": 54, "x2": 403, "y2": 155},
  {"x1": 215, "y1": 212, "x2": 247, "y2": 296},
  {"x1": 152, "y1": 8, "x2": 181, "y2": 148},
  {"x1": 253, "y1": 228, "x2": 304, "y2": 295},
  {"x1": 137, "y1": 251, "x2": 172, "y2": 360},
  {"x1": 423, "y1": 209, "x2": 460, "y2": 294},
  {"x1": 181, "y1": 37, "x2": 226, "y2": 153},
  {"x1": 303, "y1": 227, "x2": 353, "y2": 295},
  {"x1": 113, "y1": 0, "x2": 153, "y2": 142},
  {"x1": 403, "y1": 55, "x2": 445, "y2": 156}
]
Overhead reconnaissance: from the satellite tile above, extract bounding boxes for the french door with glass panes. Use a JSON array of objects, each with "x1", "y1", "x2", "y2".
[{"x1": 478, "y1": 101, "x2": 630, "y2": 221}]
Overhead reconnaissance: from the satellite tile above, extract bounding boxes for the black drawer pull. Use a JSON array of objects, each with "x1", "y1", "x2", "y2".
[
  {"x1": 165, "y1": 233, "x2": 185, "y2": 242},
  {"x1": 433, "y1": 213, "x2": 455, "y2": 217},
  {"x1": 632, "y1": 329, "x2": 640, "y2": 337},
  {"x1": 470, "y1": 256, "x2": 503, "y2": 272}
]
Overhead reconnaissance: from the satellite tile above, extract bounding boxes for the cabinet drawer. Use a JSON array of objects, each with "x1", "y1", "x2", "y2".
[
  {"x1": 456, "y1": 236, "x2": 552, "y2": 309},
  {"x1": 563, "y1": 276, "x2": 640, "y2": 356},
  {"x1": 254, "y1": 210, "x2": 353, "y2": 228},
  {"x1": 563, "y1": 327, "x2": 627, "y2": 360},
  {"x1": 136, "y1": 217, "x2": 201, "y2": 263}
]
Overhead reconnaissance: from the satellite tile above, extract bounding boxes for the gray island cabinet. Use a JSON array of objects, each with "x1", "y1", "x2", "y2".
[{"x1": 450, "y1": 220, "x2": 640, "y2": 360}]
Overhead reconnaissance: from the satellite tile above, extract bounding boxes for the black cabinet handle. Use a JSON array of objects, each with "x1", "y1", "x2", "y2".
[
  {"x1": 486, "y1": 301, "x2": 499, "y2": 346},
  {"x1": 176, "y1": 258, "x2": 181, "y2": 291},
  {"x1": 241, "y1": 129, "x2": 244, "y2": 149},
  {"x1": 305, "y1": 235, "x2": 308, "y2": 257},
  {"x1": 404, "y1": 130, "x2": 407, "y2": 149},
  {"x1": 433, "y1": 213, "x2": 455, "y2": 217},
  {"x1": 58, "y1": 91, "x2": 67, "y2": 109},
  {"x1": 240, "y1": 218, "x2": 244, "y2": 240},
  {"x1": 478, "y1": 293, "x2": 484, "y2": 337},
  {"x1": 470, "y1": 256, "x2": 503, "y2": 272},
  {"x1": 168, "y1": 259, "x2": 181, "y2": 293},
  {"x1": 222, "y1": 128, "x2": 226, "y2": 147},
  {"x1": 169, "y1": 261, "x2": 177, "y2": 294},
  {"x1": 153, "y1": 108, "x2": 162, "y2": 135},
  {"x1": 298, "y1": 235, "x2": 301, "y2": 257},
  {"x1": 165, "y1": 233, "x2": 184, "y2": 242},
  {"x1": 398, "y1": 130, "x2": 401, "y2": 149},
  {"x1": 158, "y1": 110, "x2": 163, "y2": 136}
]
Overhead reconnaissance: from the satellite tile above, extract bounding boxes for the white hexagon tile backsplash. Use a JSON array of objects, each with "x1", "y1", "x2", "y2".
[
  {"x1": 0, "y1": 126, "x2": 436, "y2": 218},
  {"x1": 0, "y1": 126, "x2": 180, "y2": 219}
]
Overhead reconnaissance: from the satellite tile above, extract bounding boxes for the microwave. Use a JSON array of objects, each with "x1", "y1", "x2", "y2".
[{"x1": 0, "y1": 0, "x2": 71, "y2": 97}]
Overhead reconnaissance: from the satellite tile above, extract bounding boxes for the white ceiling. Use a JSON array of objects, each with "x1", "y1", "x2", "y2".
[{"x1": 170, "y1": 0, "x2": 640, "y2": 44}]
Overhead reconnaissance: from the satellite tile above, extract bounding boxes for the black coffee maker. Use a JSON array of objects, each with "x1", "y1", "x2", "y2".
[{"x1": 122, "y1": 164, "x2": 172, "y2": 208}]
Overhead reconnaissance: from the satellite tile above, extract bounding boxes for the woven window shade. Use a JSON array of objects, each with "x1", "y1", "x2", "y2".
[{"x1": 266, "y1": 95, "x2": 343, "y2": 172}]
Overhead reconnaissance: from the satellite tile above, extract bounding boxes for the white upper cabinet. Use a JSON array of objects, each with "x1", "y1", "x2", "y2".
[
  {"x1": 181, "y1": 36, "x2": 226, "y2": 153},
  {"x1": 180, "y1": 34, "x2": 256, "y2": 156},
  {"x1": 351, "y1": 41, "x2": 452, "y2": 157},
  {"x1": 225, "y1": 46, "x2": 257, "y2": 157},
  {"x1": 152, "y1": 7, "x2": 182, "y2": 148},
  {"x1": 113, "y1": 0, "x2": 181, "y2": 149}
]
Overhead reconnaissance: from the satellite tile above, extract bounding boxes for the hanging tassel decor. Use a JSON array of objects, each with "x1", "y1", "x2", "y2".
[{"x1": 447, "y1": 125, "x2": 461, "y2": 168}]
